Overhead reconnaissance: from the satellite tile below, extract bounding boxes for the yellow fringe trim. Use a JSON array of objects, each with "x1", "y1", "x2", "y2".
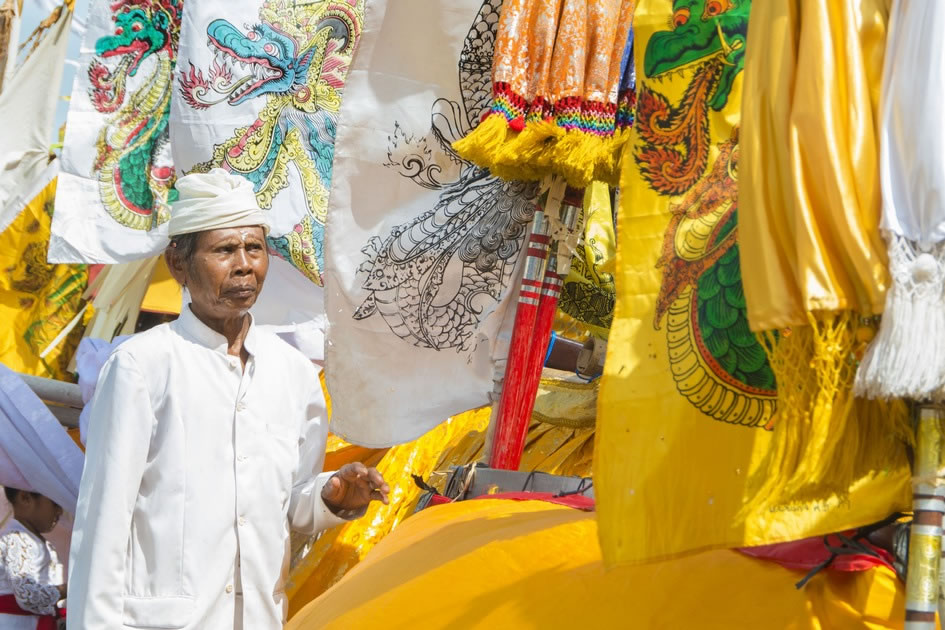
[
  {"x1": 594, "y1": 127, "x2": 632, "y2": 187},
  {"x1": 452, "y1": 114, "x2": 513, "y2": 171},
  {"x1": 492, "y1": 119, "x2": 564, "y2": 182},
  {"x1": 740, "y1": 311, "x2": 913, "y2": 518},
  {"x1": 453, "y1": 114, "x2": 630, "y2": 188}
]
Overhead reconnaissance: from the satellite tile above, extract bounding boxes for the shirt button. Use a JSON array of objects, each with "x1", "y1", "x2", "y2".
[
  {"x1": 238, "y1": 517, "x2": 246, "y2": 526},
  {"x1": 237, "y1": 454, "x2": 247, "y2": 462},
  {"x1": 225, "y1": 584, "x2": 233, "y2": 594},
  {"x1": 236, "y1": 402, "x2": 246, "y2": 412}
]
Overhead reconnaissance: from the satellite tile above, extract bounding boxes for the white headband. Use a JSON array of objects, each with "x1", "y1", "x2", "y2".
[{"x1": 168, "y1": 168, "x2": 270, "y2": 238}]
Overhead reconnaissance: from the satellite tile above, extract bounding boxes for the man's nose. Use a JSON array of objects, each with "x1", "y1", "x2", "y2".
[{"x1": 234, "y1": 248, "x2": 252, "y2": 271}]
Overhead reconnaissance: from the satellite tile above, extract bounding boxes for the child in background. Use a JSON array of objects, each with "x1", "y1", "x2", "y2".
[{"x1": 0, "y1": 488, "x2": 65, "y2": 630}]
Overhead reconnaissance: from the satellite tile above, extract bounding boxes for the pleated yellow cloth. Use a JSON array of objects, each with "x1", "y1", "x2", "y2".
[
  {"x1": 595, "y1": 0, "x2": 910, "y2": 568},
  {"x1": 738, "y1": 0, "x2": 911, "y2": 510},
  {"x1": 740, "y1": 0, "x2": 890, "y2": 329}
]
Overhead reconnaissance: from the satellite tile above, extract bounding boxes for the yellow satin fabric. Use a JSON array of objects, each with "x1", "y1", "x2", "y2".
[
  {"x1": 287, "y1": 499, "x2": 912, "y2": 630},
  {"x1": 0, "y1": 177, "x2": 88, "y2": 379},
  {"x1": 286, "y1": 406, "x2": 595, "y2": 615},
  {"x1": 595, "y1": 0, "x2": 910, "y2": 568},
  {"x1": 740, "y1": 0, "x2": 891, "y2": 331}
]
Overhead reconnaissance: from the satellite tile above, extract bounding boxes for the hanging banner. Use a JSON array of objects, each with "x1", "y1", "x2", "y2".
[
  {"x1": 323, "y1": 0, "x2": 536, "y2": 447},
  {"x1": 0, "y1": 174, "x2": 89, "y2": 380},
  {"x1": 0, "y1": 5, "x2": 70, "y2": 228},
  {"x1": 50, "y1": 0, "x2": 183, "y2": 263},
  {"x1": 169, "y1": 0, "x2": 363, "y2": 289},
  {"x1": 594, "y1": 0, "x2": 911, "y2": 567}
]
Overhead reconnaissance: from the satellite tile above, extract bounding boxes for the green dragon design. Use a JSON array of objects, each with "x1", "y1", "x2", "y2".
[
  {"x1": 88, "y1": 0, "x2": 181, "y2": 230},
  {"x1": 178, "y1": 0, "x2": 363, "y2": 286},
  {"x1": 637, "y1": 0, "x2": 776, "y2": 428}
]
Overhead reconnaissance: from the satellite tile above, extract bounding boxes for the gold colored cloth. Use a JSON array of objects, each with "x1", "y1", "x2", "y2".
[
  {"x1": 739, "y1": 0, "x2": 891, "y2": 331},
  {"x1": 286, "y1": 404, "x2": 595, "y2": 615},
  {"x1": 0, "y1": 177, "x2": 88, "y2": 379},
  {"x1": 287, "y1": 499, "x2": 911, "y2": 630},
  {"x1": 595, "y1": 0, "x2": 910, "y2": 568}
]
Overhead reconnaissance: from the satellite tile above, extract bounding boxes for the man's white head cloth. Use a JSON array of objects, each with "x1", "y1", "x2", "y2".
[{"x1": 168, "y1": 168, "x2": 270, "y2": 238}]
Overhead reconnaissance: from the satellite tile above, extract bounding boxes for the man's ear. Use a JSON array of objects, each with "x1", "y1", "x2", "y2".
[{"x1": 165, "y1": 249, "x2": 188, "y2": 287}]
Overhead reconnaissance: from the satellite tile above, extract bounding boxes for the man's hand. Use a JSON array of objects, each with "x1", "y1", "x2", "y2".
[{"x1": 321, "y1": 462, "x2": 390, "y2": 514}]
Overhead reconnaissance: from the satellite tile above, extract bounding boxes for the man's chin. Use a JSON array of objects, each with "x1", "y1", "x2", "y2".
[{"x1": 228, "y1": 293, "x2": 259, "y2": 311}]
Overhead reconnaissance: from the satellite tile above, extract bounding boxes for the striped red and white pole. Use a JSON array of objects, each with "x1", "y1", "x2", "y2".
[
  {"x1": 489, "y1": 210, "x2": 550, "y2": 470},
  {"x1": 513, "y1": 252, "x2": 564, "y2": 437},
  {"x1": 512, "y1": 191, "x2": 582, "y2": 447}
]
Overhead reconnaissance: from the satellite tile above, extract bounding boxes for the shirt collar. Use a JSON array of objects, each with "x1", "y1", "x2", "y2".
[{"x1": 174, "y1": 304, "x2": 259, "y2": 357}]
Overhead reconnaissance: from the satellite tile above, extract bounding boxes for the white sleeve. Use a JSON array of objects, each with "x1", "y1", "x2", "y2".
[
  {"x1": 287, "y1": 365, "x2": 358, "y2": 535},
  {"x1": 0, "y1": 533, "x2": 60, "y2": 615},
  {"x1": 67, "y1": 351, "x2": 153, "y2": 630}
]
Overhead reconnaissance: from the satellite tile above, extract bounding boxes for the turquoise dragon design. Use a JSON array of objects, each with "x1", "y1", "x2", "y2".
[
  {"x1": 178, "y1": 0, "x2": 363, "y2": 286},
  {"x1": 88, "y1": 0, "x2": 181, "y2": 230}
]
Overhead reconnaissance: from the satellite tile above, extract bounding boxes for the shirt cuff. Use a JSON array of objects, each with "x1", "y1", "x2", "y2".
[{"x1": 314, "y1": 471, "x2": 368, "y2": 526}]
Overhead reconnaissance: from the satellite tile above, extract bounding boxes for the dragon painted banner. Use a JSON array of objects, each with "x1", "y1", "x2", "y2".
[
  {"x1": 323, "y1": 0, "x2": 538, "y2": 447},
  {"x1": 594, "y1": 0, "x2": 910, "y2": 567},
  {"x1": 50, "y1": 0, "x2": 182, "y2": 264},
  {"x1": 0, "y1": 174, "x2": 89, "y2": 380},
  {"x1": 170, "y1": 0, "x2": 363, "y2": 290}
]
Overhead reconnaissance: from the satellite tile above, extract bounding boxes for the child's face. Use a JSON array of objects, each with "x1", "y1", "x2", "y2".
[{"x1": 16, "y1": 494, "x2": 63, "y2": 534}]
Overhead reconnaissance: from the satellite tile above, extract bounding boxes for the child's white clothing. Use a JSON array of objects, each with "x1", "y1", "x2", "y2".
[{"x1": 0, "y1": 519, "x2": 62, "y2": 629}]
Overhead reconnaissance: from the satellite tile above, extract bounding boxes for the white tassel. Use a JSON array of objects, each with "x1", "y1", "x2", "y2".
[{"x1": 855, "y1": 233, "x2": 945, "y2": 401}]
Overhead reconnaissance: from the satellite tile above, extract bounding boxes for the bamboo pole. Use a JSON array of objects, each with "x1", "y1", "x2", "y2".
[
  {"x1": 0, "y1": 0, "x2": 17, "y2": 94},
  {"x1": 905, "y1": 404, "x2": 945, "y2": 629}
]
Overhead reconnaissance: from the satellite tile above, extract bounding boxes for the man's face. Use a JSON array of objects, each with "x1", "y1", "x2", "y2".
[{"x1": 174, "y1": 226, "x2": 269, "y2": 321}]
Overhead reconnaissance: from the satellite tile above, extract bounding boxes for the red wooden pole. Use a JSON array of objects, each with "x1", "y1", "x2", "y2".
[{"x1": 489, "y1": 210, "x2": 550, "y2": 469}]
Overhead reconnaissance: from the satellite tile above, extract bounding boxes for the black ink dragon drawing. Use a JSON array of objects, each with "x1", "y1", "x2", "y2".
[{"x1": 353, "y1": 0, "x2": 537, "y2": 351}]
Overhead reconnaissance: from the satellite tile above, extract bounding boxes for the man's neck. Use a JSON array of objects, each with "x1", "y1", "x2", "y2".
[{"x1": 189, "y1": 304, "x2": 250, "y2": 357}]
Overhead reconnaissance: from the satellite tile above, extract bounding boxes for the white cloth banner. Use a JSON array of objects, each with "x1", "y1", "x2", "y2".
[
  {"x1": 324, "y1": 0, "x2": 534, "y2": 447},
  {"x1": 0, "y1": 7, "x2": 69, "y2": 225},
  {"x1": 0, "y1": 364, "x2": 84, "y2": 515},
  {"x1": 855, "y1": 0, "x2": 945, "y2": 399},
  {"x1": 169, "y1": 0, "x2": 364, "y2": 290},
  {"x1": 50, "y1": 0, "x2": 182, "y2": 263}
]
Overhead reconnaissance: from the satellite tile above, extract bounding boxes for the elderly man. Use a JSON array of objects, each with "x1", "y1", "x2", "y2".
[{"x1": 67, "y1": 169, "x2": 388, "y2": 630}]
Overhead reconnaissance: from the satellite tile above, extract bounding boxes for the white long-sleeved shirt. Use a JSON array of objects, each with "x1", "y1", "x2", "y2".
[
  {"x1": 0, "y1": 519, "x2": 62, "y2": 629},
  {"x1": 68, "y1": 306, "x2": 350, "y2": 630}
]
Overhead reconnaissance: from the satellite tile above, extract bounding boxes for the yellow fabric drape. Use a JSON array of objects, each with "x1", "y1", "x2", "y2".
[
  {"x1": 287, "y1": 499, "x2": 913, "y2": 630},
  {"x1": 0, "y1": 177, "x2": 88, "y2": 379},
  {"x1": 595, "y1": 0, "x2": 910, "y2": 568},
  {"x1": 287, "y1": 403, "x2": 596, "y2": 614},
  {"x1": 740, "y1": 0, "x2": 890, "y2": 330},
  {"x1": 737, "y1": 0, "x2": 909, "y2": 509},
  {"x1": 140, "y1": 256, "x2": 182, "y2": 315}
]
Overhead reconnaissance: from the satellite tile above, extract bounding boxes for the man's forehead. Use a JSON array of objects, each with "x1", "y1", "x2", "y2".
[{"x1": 199, "y1": 225, "x2": 267, "y2": 243}]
